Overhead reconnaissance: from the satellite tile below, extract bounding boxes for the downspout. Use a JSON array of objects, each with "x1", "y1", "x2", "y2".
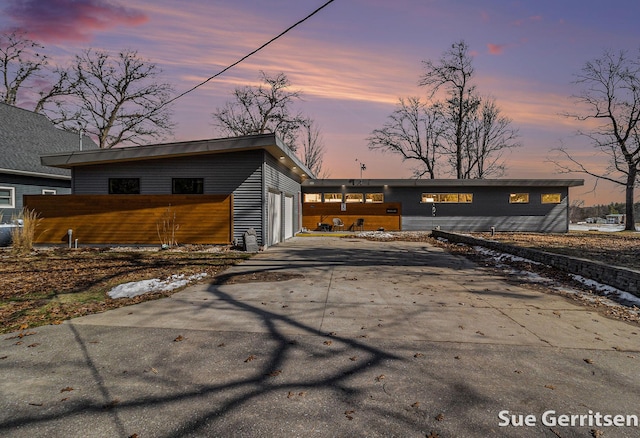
[{"x1": 262, "y1": 151, "x2": 267, "y2": 248}]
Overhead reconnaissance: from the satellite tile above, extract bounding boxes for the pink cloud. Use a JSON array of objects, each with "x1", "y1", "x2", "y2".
[
  {"x1": 4, "y1": 0, "x2": 147, "y2": 42},
  {"x1": 487, "y1": 43, "x2": 507, "y2": 55}
]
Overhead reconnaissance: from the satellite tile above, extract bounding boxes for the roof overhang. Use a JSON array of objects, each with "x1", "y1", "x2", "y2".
[
  {"x1": 41, "y1": 133, "x2": 314, "y2": 181},
  {"x1": 0, "y1": 167, "x2": 71, "y2": 180},
  {"x1": 303, "y1": 178, "x2": 585, "y2": 188}
]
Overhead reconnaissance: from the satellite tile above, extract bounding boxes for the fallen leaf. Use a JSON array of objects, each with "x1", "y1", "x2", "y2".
[
  {"x1": 514, "y1": 370, "x2": 522, "y2": 374},
  {"x1": 544, "y1": 384, "x2": 556, "y2": 390},
  {"x1": 435, "y1": 413, "x2": 445, "y2": 421},
  {"x1": 217, "y1": 343, "x2": 226, "y2": 347},
  {"x1": 29, "y1": 402, "x2": 43, "y2": 407},
  {"x1": 328, "y1": 331, "x2": 337, "y2": 336},
  {"x1": 60, "y1": 397, "x2": 69, "y2": 402},
  {"x1": 103, "y1": 399, "x2": 120, "y2": 409},
  {"x1": 591, "y1": 428, "x2": 603, "y2": 438},
  {"x1": 349, "y1": 356, "x2": 358, "y2": 361},
  {"x1": 323, "y1": 340, "x2": 332, "y2": 346},
  {"x1": 475, "y1": 330, "x2": 485, "y2": 336},
  {"x1": 244, "y1": 355, "x2": 257, "y2": 362},
  {"x1": 298, "y1": 391, "x2": 306, "y2": 397},
  {"x1": 129, "y1": 434, "x2": 139, "y2": 438},
  {"x1": 19, "y1": 324, "x2": 28, "y2": 330},
  {"x1": 287, "y1": 391, "x2": 295, "y2": 398},
  {"x1": 414, "y1": 353, "x2": 424, "y2": 358},
  {"x1": 268, "y1": 369, "x2": 282, "y2": 377},
  {"x1": 174, "y1": 335, "x2": 184, "y2": 342},
  {"x1": 60, "y1": 387, "x2": 74, "y2": 393},
  {"x1": 27, "y1": 343, "x2": 40, "y2": 348},
  {"x1": 427, "y1": 432, "x2": 439, "y2": 438},
  {"x1": 375, "y1": 374, "x2": 385, "y2": 382},
  {"x1": 0, "y1": 356, "x2": 7, "y2": 360},
  {"x1": 411, "y1": 401, "x2": 420, "y2": 408},
  {"x1": 454, "y1": 355, "x2": 461, "y2": 360},
  {"x1": 584, "y1": 358, "x2": 593, "y2": 364},
  {"x1": 345, "y1": 409, "x2": 355, "y2": 420}
]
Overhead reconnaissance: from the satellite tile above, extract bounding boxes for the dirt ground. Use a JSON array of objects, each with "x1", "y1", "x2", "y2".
[
  {"x1": 0, "y1": 246, "x2": 249, "y2": 334},
  {"x1": 468, "y1": 231, "x2": 640, "y2": 270},
  {"x1": 2, "y1": 231, "x2": 639, "y2": 334}
]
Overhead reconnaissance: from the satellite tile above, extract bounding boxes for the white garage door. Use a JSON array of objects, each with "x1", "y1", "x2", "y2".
[
  {"x1": 284, "y1": 195, "x2": 294, "y2": 239},
  {"x1": 268, "y1": 191, "x2": 282, "y2": 246}
]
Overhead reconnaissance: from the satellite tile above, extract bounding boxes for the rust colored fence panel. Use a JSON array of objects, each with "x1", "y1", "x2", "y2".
[
  {"x1": 302, "y1": 202, "x2": 401, "y2": 231},
  {"x1": 24, "y1": 194, "x2": 233, "y2": 245}
]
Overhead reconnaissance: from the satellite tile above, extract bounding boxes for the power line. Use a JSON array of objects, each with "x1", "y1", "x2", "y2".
[{"x1": 164, "y1": 0, "x2": 335, "y2": 107}]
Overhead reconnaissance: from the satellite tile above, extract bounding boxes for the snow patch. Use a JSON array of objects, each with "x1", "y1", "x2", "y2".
[
  {"x1": 108, "y1": 273, "x2": 208, "y2": 299},
  {"x1": 471, "y1": 245, "x2": 640, "y2": 311},
  {"x1": 357, "y1": 231, "x2": 395, "y2": 239}
]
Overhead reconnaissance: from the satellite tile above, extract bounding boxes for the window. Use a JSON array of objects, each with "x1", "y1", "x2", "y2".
[
  {"x1": 109, "y1": 178, "x2": 140, "y2": 194},
  {"x1": 365, "y1": 193, "x2": 384, "y2": 203},
  {"x1": 0, "y1": 187, "x2": 15, "y2": 208},
  {"x1": 304, "y1": 193, "x2": 321, "y2": 203},
  {"x1": 421, "y1": 193, "x2": 473, "y2": 203},
  {"x1": 172, "y1": 178, "x2": 204, "y2": 194},
  {"x1": 509, "y1": 193, "x2": 529, "y2": 203},
  {"x1": 42, "y1": 189, "x2": 57, "y2": 195},
  {"x1": 345, "y1": 193, "x2": 363, "y2": 203},
  {"x1": 324, "y1": 193, "x2": 342, "y2": 203},
  {"x1": 458, "y1": 193, "x2": 473, "y2": 203},
  {"x1": 541, "y1": 193, "x2": 561, "y2": 204}
]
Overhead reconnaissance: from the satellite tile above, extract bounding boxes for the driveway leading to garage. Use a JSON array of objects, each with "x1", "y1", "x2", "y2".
[{"x1": 1, "y1": 237, "x2": 639, "y2": 438}]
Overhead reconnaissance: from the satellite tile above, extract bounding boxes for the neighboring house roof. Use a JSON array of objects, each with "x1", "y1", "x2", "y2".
[
  {"x1": 303, "y1": 179, "x2": 584, "y2": 187},
  {"x1": 0, "y1": 102, "x2": 97, "y2": 180},
  {"x1": 41, "y1": 133, "x2": 314, "y2": 180}
]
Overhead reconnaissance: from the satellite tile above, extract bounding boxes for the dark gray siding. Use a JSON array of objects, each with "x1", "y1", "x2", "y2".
[
  {"x1": 263, "y1": 152, "x2": 303, "y2": 244},
  {"x1": 0, "y1": 174, "x2": 70, "y2": 221},
  {"x1": 71, "y1": 151, "x2": 265, "y2": 244},
  {"x1": 301, "y1": 184, "x2": 571, "y2": 233}
]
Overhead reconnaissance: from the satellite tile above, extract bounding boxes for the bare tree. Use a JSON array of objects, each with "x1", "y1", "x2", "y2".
[
  {"x1": 212, "y1": 71, "x2": 307, "y2": 151},
  {"x1": 420, "y1": 40, "x2": 478, "y2": 178},
  {"x1": 368, "y1": 97, "x2": 444, "y2": 178},
  {"x1": 0, "y1": 30, "x2": 48, "y2": 105},
  {"x1": 299, "y1": 119, "x2": 328, "y2": 178},
  {"x1": 55, "y1": 49, "x2": 174, "y2": 149},
  {"x1": 463, "y1": 98, "x2": 520, "y2": 178},
  {"x1": 550, "y1": 49, "x2": 640, "y2": 230},
  {"x1": 371, "y1": 41, "x2": 519, "y2": 179},
  {"x1": 34, "y1": 66, "x2": 79, "y2": 115}
]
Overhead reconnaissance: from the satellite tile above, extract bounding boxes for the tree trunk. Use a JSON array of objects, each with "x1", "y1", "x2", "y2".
[{"x1": 625, "y1": 170, "x2": 636, "y2": 231}]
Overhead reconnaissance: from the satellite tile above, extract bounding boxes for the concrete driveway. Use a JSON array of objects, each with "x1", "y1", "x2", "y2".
[{"x1": 1, "y1": 237, "x2": 639, "y2": 437}]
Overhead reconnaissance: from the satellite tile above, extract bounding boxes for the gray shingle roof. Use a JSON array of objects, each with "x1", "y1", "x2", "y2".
[{"x1": 0, "y1": 102, "x2": 97, "y2": 177}]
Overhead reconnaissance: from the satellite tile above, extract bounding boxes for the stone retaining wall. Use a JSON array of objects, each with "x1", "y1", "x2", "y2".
[{"x1": 432, "y1": 230, "x2": 640, "y2": 297}]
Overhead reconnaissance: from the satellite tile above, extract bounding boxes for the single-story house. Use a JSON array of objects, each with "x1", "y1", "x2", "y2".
[
  {"x1": 301, "y1": 178, "x2": 584, "y2": 233},
  {"x1": 0, "y1": 102, "x2": 96, "y2": 222},
  {"x1": 32, "y1": 133, "x2": 312, "y2": 247}
]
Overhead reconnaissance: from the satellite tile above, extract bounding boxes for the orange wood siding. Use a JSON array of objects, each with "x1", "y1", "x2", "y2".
[
  {"x1": 302, "y1": 202, "x2": 401, "y2": 231},
  {"x1": 24, "y1": 194, "x2": 233, "y2": 245}
]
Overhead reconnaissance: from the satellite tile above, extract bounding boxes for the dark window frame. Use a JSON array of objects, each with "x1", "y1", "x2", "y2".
[
  {"x1": 108, "y1": 178, "x2": 140, "y2": 194},
  {"x1": 172, "y1": 178, "x2": 204, "y2": 194}
]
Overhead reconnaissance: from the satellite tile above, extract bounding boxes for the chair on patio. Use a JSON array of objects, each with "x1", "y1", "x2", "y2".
[
  {"x1": 354, "y1": 218, "x2": 365, "y2": 232},
  {"x1": 332, "y1": 217, "x2": 345, "y2": 231}
]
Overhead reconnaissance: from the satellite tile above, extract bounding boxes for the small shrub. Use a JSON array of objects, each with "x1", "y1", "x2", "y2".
[
  {"x1": 11, "y1": 208, "x2": 41, "y2": 255},
  {"x1": 157, "y1": 206, "x2": 179, "y2": 248}
]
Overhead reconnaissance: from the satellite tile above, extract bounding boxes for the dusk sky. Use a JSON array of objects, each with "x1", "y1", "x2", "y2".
[{"x1": 2, "y1": 0, "x2": 640, "y2": 206}]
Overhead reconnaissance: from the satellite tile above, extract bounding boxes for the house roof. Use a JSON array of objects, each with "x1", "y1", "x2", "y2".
[
  {"x1": 303, "y1": 178, "x2": 584, "y2": 188},
  {"x1": 0, "y1": 102, "x2": 97, "y2": 179},
  {"x1": 41, "y1": 133, "x2": 314, "y2": 180}
]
